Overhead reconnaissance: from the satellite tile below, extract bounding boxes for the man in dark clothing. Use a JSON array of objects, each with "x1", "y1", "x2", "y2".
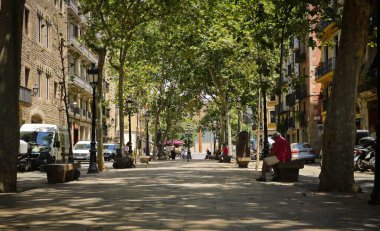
[{"x1": 171, "y1": 149, "x2": 176, "y2": 160}]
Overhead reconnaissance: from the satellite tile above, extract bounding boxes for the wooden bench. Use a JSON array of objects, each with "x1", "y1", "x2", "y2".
[
  {"x1": 45, "y1": 163, "x2": 81, "y2": 183},
  {"x1": 277, "y1": 161, "x2": 304, "y2": 182}
]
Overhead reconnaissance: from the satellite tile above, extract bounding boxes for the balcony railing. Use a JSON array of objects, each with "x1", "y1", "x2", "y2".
[
  {"x1": 70, "y1": 73, "x2": 93, "y2": 95},
  {"x1": 295, "y1": 88, "x2": 307, "y2": 100},
  {"x1": 67, "y1": 0, "x2": 79, "y2": 16},
  {"x1": 69, "y1": 35, "x2": 98, "y2": 63},
  {"x1": 275, "y1": 103, "x2": 289, "y2": 114},
  {"x1": 315, "y1": 57, "x2": 336, "y2": 80},
  {"x1": 286, "y1": 93, "x2": 295, "y2": 107},
  {"x1": 19, "y1": 86, "x2": 32, "y2": 105}
]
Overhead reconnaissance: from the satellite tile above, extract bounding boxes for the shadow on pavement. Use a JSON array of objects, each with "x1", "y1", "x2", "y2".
[{"x1": 0, "y1": 159, "x2": 379, "y2": 230}]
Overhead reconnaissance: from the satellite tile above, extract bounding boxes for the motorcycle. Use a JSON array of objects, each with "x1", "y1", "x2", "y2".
[
  {"x1": 18, "y1": 143, "x2": 55, "y2": 172},
  {"x1": 354, "y1": 137, "x2": 376, "y2": 172}
]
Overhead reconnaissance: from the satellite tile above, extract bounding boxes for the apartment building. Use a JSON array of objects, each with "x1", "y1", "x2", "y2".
[
  {"x1": 316, "y1": 1, "x2": 377, "y2": 137},
  {"x1": 20, "y1": 0, "x2": 67, "y2": 126},
  {"x1": 275, "y1": 35, "x2": 322, "y2": 150},
  {"x1": 19, "y1": 0, "x2": 120, "y2": 145}
]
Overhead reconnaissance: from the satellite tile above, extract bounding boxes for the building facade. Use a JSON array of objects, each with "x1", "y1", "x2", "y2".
[
  {"x1": 19, "y1": 0, "x2": 119, "y2": 146},
  {"x1": 315, "y1": 0, "x2": 377, "y2": 138},
  {"x1": 275, "y1": 34, "x2": 322, "y2": 151},
  {"x1": 20, "y1": 0, "x2": 67, "y2": 126}
]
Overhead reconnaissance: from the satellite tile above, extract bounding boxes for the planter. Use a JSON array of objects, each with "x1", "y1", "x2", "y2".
[
  {"x1": 45, "y1": 163, "x2": 81, "y2": 183},
  {"x1": 237, "y1": 157, "x2": 251, "y2": 168}
]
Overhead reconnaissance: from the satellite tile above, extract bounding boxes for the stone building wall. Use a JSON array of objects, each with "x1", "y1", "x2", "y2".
[{"x1": 20, "y1": 0, "x2": 67, "y2": 126}]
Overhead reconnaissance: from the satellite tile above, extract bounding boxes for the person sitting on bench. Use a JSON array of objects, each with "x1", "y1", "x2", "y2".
[
  {"x1": 256, "y1": 131, "x2": 291, "y2": 182},
  {"x1": 219, "y1": 144, "x2": 228, "y2": 161}
]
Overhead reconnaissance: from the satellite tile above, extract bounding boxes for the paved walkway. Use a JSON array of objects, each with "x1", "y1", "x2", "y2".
[{"x1": 0, "y1": 157, "x2": 379, "y2": 231}]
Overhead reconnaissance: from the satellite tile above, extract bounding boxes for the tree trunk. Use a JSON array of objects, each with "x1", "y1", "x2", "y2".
[
  {"x1": 0, "y1": 0, "x2": 25, "y2": 193},
  {"x1": 319, "y1": 0, "x2": 374, "y2": 192},
  {"x1": 97, "y1": 48, "x2": 107, "y2": 171},
  {"x1": 152, "y1": 111, "x2": 160, "y2": 160}
]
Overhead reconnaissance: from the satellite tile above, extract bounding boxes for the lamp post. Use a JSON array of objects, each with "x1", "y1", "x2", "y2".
[
  {"x1": 87, "y1": 63, "x2": 99, "y2": 174},
  {"x1": 145, "y1": 111, "x2": 150, "y2": 156},
  {"x1": 126, "y1": 98, "x2": 133, "y2": 155},
  {"x1": 157, "y1": 129, "x2": 163, "y2": 159},
  {"x1": 258, "y1": 59, "x2": 270, "y2": 159},
  {"x1": 213, "y1": 121, "x2": 217, "y2": 153}
]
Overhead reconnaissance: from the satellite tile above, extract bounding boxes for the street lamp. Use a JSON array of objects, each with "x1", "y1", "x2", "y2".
[
  {"x1": 126, "y1": 97, "x2": 133, "y2": 155},
  {"x1": 213, "y1": 120, "x2": 217, "y2": 153},
  {"x1": 87, "y1": 63, "x2": 99, "y2": 174},
  {"x1": 258, "y1": 59, "x2": 270, "y2": 159},
  {"x1": 145, "y1": 111, "x2": 150, "y2": 157},
  {"x1": 157, "y1": 129, "x2": 163, "y2": 159}
]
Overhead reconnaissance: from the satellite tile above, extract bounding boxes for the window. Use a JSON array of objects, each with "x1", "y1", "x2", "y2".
[
  {"x1": 37, "y1": 70, "x2": 42, "y2": 97},
  {"x1": 60, "y1": 0, "x2": 63, "y2": 12},
  {"x1": 25, "y1": 67, "x2": 30, "y2": 87},
  {"x1": 54, "y1": 0, "x2": 58, "y2": 7},
  {"x1": 270, "y1": 111, "x2": 276, "y2": 123},
  {"x1": 46, "y1": 22, "x2": 50, "y2": 48},
  {"x1": 54, "y1": 82, "x2": 58, "y2": 98},
  {"x1": 24, "y1": 8, "x2": 30, "y2": 35},
  {"x1": 46, "y1": 75, "x2": 50, "y2": 100},
  {"x1": 287, "y1": 64, "x2": 292, "y2": 76},
  {"x1": 37, "y1": 14, "x2": 43, "y2": 43},
  {"x1": 324, "y1": 46, "x2": 329, "y2": 62}
]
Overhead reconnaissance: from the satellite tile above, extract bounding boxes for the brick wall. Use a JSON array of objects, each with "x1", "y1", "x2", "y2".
[{"x1": 20, "y1": 0, "x2": 68, "y2": 126}]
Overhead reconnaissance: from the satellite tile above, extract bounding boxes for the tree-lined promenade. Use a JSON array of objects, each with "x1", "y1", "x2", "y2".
[{"x1": 0, "y1": 0, "x2": 379, "y2": 205}]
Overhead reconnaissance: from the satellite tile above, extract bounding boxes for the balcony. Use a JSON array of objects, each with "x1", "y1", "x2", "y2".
[
  {"x1": 295, "y1": 88, "x2": 307, "y2": 100},
  {"x1": 275, "y1": 103, "x2": 289, "y2": 114},
  {"x1": 68, "y1": 73, "x2": 93, "y2": 96},
  {"x1": 315, "y1": 57, "x2": 336, "y2": 82},
  {"x1": 67, "y1": 0, "x2": 79, "y2": 17},
  {"x1": 286, "y1": 93, "x2": 295, "y2": 107},
  {"x1": 19, "y1": 86, "x2": 32, "y2": 106},
  {"x1": 68, "y1": 35, "x2": 98, "y2": 64}
]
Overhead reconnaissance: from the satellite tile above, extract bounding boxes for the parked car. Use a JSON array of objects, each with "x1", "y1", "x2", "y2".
[
  {"x1": 73, "y1": 141, "x2": 92, "y2": 161},
  {"x1": 290, "y1": 143, "x2": 318, "y2": 163},
  {"x1": 103, "y1": 143, "x2": 119, "y2": 161}
]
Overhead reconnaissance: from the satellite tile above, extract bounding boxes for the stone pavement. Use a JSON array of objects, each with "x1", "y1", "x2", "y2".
[{"x1": 0, "y1": 156, "x2": 379, "y2": 231}]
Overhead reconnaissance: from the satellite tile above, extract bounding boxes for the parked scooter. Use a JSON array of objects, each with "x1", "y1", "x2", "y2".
[{"x1": 354, "y1": 137, "x2": 376, "y2": 172}]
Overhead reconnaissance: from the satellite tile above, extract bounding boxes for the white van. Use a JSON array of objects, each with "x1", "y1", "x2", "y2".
[
  {"x1": 73, "y1": 141, "x2": 92, "y2": 161},
  {"x1": 20, "y1": 124, "x2": 69, "y2": 164}
]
